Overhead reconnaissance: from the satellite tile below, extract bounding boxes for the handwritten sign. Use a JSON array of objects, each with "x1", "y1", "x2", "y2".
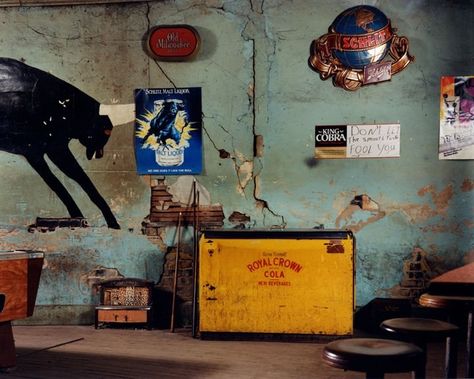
[{"x1": 315, "y1": 123, "x2": 400, "y2": 159}]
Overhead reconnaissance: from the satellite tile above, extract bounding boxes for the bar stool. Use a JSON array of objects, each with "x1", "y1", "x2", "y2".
[
  {"x1": 380, "y1": 317, "x2": 459, "y2": 379},
  {"x1": 322, "y1": 337, "x2": 425, "y2": 379}
]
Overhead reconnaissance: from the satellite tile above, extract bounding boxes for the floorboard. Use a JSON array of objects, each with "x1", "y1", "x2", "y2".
[{"x1": 1, "y1": 325, "x2": 467, "y2": 378}]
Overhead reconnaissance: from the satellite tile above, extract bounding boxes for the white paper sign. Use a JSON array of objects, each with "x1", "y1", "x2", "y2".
[{"x1": 347, "y1": 124, "x2": 400, "y2": 158}]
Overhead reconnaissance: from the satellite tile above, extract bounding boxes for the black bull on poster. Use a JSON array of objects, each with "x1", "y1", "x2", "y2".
[{"x1": 0, "y1": 58, "x2": 119, "y2": 229}]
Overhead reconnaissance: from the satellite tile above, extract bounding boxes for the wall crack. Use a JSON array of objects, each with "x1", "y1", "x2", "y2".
[{"x1": 240, "y1": 3, "x2": 285, "y2": 227}]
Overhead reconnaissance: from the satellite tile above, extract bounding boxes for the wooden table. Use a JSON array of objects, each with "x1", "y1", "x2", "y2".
[
  {"x1": 419, "y1": 292, "x2": 474, "y2": 378},
  {"x1": 0, "y1": 251, "x2": 44, "y2": 370}
]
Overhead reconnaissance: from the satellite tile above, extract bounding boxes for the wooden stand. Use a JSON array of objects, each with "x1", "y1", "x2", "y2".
[
  {"x1": 94, "y1": 278, "x2": 154, "y2": 330},
  {"x1": 0, "y1": 321, "x2": 16, "y2": 370},
  {"x1": 0, "y1": 251, "x2": 44, "y2": 371},
  {"x1": 95, "y1": 306, "x2": 152, "y2": 329}
]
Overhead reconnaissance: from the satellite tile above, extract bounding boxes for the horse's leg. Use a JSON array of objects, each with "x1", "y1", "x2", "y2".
[
  {"x1": 24, "y1": 152, "x2": 84, "y2": 218},
  {"x1": 46, "y1": 147, "x2": 120, "y2": 229}
]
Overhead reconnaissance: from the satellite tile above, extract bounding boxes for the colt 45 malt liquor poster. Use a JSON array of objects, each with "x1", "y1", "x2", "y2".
[
  {"x1": 315, "y1": 124, "x2": 400, "y2": 159},
  {"x1": 439, "y1": 76, "x2": 474, "y2": 159},
  {"x1": 134, "y1": 87, "x2": 202, "y2": 174}
]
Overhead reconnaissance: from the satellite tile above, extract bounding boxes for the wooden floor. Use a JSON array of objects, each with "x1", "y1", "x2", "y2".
[{"x1": 2, "y1": 325, "x2": 468, "y2": 379}]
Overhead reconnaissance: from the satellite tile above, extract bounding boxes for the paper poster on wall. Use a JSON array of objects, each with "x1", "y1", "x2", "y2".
[
  {"x1": 314, "y1": 124, "x2": 400, "y2": 159},
  {"x1": 439, "y1": 76, "x2": 474, "y2": 159},
  {"x1": 134, "y1": 87, "x2": 202, "y2": 175}
]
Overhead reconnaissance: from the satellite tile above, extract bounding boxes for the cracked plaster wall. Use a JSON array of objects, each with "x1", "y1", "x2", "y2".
[{"x1": 0, "y1": 0, "x2": 472, "y2": 321}]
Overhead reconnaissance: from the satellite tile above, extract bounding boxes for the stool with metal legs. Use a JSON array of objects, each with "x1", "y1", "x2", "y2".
[
  {"x1": 322, "y1": 337, "x2": 425, "y2": 379},
  {"x1": 380, "y1": 317, "x2": 459, "y2": 379}
]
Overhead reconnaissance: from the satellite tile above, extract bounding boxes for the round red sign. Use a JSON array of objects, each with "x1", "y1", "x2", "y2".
[{"x1": 146, "y1": 25, "x2": 200, "y2": 61}]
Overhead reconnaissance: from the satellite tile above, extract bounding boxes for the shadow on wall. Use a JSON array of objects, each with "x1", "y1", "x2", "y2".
[
  {"x1": 152, "y1": 288, "x2": 169, "y2": 329},
  {"x1": 304, "y1": 157, "x2": 321, "y2": 168}
]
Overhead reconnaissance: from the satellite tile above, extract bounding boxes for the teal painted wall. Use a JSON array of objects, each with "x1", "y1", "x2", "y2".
[{"x1": 0, "y1": 0, "x2": 472, "y2": 322}]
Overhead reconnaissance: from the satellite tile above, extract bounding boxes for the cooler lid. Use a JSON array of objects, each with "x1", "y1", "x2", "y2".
[
  {"x1": 0, "y1": 250, "x2": 44, "y2": 260},
  {"x1": 200, "y1": 229, "x2": 353, "y2": 240}
]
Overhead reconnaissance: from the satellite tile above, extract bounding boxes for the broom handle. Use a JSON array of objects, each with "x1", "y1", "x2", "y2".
[
  {"x1": 170, "y1": 212, "x2": 182, "y2": 332},
  {"x1": 192, "y1": 190, "x2": 200, "y2": 337}
]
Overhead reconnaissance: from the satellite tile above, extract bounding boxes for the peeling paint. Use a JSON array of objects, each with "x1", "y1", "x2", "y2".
[
  {"x1": 254, "y1": 134, "x2": 264, "y2": 157},
  {"x1": 326, "y1": 243, "x2": 344, "y2": 254},
  {"x1": 417, "y1": 184, "x2": 454, "y2": 214},
  {"x1": 336, "y1": 204, "x2": 386, "y2": 233},
  {"x1": 219, "y1": 148, "x2": 231, "y2": 158},
  {"x1": 255, "y1": 198, "x2": 267, "y2": 210},
  {"x1": 461, "y1": 178, "x2": 474, "y2": 192},
  {"x1": 235, "y1": 159, "x2": 254, "y2": 195},
  {"x1": 154, "y1": 228, "x2": 172, "y2": 252},
  {"x1": 394, "y1": 203, "x2": 438, "y2": 223},
  {"x1": 228, "y1": 211, "x2": 251, "y2": 225},
  {"x1": 80, "y1": 266, "x2": 124, "y2": 292},
  {"x1": 464, "y1": 220, "x2": 474, "y2": 229},
  {"x1": 168, "y1": 176, "x2": 211, "y2": 206},
  {"x1": 146, "y1": 179, "x2": 224, "y2": 227},
  {"x1": 336, "y1": 194, "x2": 386, "y2": 233},
  {"x1": 419, "y1": 223, "x2": 463, "y2": 235},
  {"x1": 378, "y1": 184, "x2": 457, "y2": 225},
  {"x1": 253, "y1": 171, "x2": 262, "y2": 199},
  {"x1": 333, "y1": 182, "x2": 468, "y2": 233},
  {"x1": 351, "y1": 194, "x2": 380, "y2": 211}
]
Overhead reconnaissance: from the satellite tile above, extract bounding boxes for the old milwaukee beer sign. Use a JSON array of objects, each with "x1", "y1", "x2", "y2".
[{"x1": 146, "y1": 25, "x2": 200, "y2": 61}]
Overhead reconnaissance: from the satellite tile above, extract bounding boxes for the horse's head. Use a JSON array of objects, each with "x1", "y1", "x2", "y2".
[{"x1": 80, "y1": 115, "x2": 113, "y2": 160}]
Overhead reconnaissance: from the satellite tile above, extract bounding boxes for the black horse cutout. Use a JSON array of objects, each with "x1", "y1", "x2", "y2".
[{"x1": 0, "y1": 58, "x2": 119, "y2": 229}]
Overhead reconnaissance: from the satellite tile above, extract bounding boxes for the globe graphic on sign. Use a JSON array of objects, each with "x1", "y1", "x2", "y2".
[{"x1": 331, "y1": 5, "x2": 392, "y2": 69}]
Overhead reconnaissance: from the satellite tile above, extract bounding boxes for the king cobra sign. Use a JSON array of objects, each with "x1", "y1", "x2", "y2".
[{"x1": 309, "y1": 5, "x2": 414, "y2": 91}]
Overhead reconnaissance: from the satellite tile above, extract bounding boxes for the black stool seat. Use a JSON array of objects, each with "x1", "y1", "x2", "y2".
[
  {"x1": 322, "y1": 338, "x2": 424, "y2": 378},
  {"x1": 380, "y1": 317, "x2": 459, "y2": 379},
  {"x1": 380, "y1": 317, "x2": 458, "y2": 340}
]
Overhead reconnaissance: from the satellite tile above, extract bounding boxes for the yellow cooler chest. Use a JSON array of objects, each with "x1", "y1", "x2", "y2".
[{"x1": 198, "y1": 229, "x2": 355, "y2": 336}]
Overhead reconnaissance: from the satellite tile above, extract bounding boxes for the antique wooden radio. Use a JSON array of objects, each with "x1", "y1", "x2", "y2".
[{"x1": 95, "y1": 278, "x2": 154, "y2": 329}]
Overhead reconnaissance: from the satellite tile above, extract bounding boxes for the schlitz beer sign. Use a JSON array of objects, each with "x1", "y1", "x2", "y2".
[
  {"x1": 309, "y1": 5, "x2": 414, "y2": 91},
  {"x1": 145, "y1": 25, "x2": 200, "y2": 61}
]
